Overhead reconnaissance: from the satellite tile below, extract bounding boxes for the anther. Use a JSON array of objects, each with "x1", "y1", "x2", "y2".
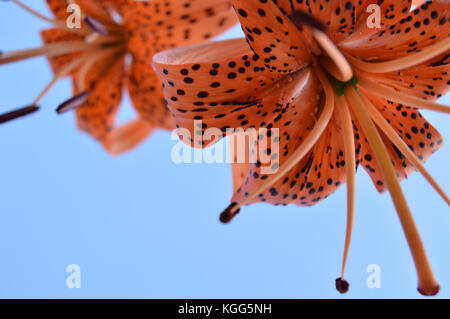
[
  {"x1": 289, "y1": 10, "x2": 327, "y2": 32},
  {"x1": 0, "y1": 105, "x2": 39, "y2": 124},
  {"x1": 56, "y1": 91, "x2": 90, "y2": 114},
  {"x1": 219, "y1": 202, "x2": 240, "y2": 224},
  {"x1": 84, "y1": 16, "x2": 109, "y2": 36},
  {"x1": 335, "y1": 278, "x2": 350, "y2": 294}
]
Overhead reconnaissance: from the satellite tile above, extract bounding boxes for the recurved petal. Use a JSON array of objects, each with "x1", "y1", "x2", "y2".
[
  {"x1": 46, "y1": 0, "x2": 70, "y2": 20},
  {"x1": 40, "y1": 28, "x2": 84, "y2": 75},
  {"x1": 74, "y1": 56, "x2": 125, "y2": 141},
  {"x1": 230, "y1": 0, "x2": 313, "y2": 75},
  {"x1": 153, "y1": 38, "x2": 276, "y2": 148},
  {"x1": 75, "y1": 0, "x2": 116, "y2": 25},
  {"x1": 231, "y1": 72, "x2": 348, "y2": 207},
  {"x1": 343, "y1": 0, "x2": 449, "y2": 61},
  {"x1": 128, "y1": 58, "x2": 175, "y2": 131},
  {"x1": 229, "y1": 137, "x2": 251, "y2": 195},
  {"x1": 356, "y1": 88, "x2": 443, "y2": 193},
  {"x1": 124, "y1": 0, "x2": 238, "y2": 61},
  {"x1": 358, "y1": 52, "x2": 450, "y2": 101}
]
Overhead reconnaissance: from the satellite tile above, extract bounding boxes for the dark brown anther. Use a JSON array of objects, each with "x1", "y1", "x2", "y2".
[
  {"x1": 84, "y1": 16, "x2": 108, "y2": 35},
  {"x1": 0, "y1": 105, "x2": 39, "y2": 124},
  {"x1": 289, "y1": 10, "x2": 327, "y2": 32},
  {"x1": 56, "y1": 91, "x2": 90, "y2": 114},
  {"x1": 335, "y1": 277, "x2": 350, "y2": 294},
  {"x1": 219, "y1": 202, "x2": 240, "y2": 224}
]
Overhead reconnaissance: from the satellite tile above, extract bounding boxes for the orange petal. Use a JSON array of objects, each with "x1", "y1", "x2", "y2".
[
  {"x1": 340, "y1": 0, "x2": 413, "y2": 45},
  {"x1": 230, "y1": 71, "x2": 347, "y2": 207},
  {"x1": 74, "y1": 56, "x2": 125, "y2": 141},
  {"x1": 40, "y1": 28, "x2": 84, "y2": 75},
  {"x1": 343, "y1": 0, "x2": 449, "y2": 61},
  {"x1": 124, "y1": 0, "x2": 238, "y2": 61},
  {"x1": 75, "y1": 0, "x2": 116, "y2": 25},
  {"x1": 153, "y1": 38, "x2": 276, "y2": 147},
  {"x1": 128, "y1": 59, "x2": 175, "y2": 131},
  {"x1": 356, "y1": 88, "x2": 443, "y2": 193},
  {"x1": 230, "y1": 137, "x2": 251, "y2": 195},
  {"x1": 230, "y1": 0, "x2": 312, "y2": 75},
  {"x1": 357, "y1": 53, "x2": 450, "y2": 101},
  {"x1": 46, "y1": 0, "x2": 70, "y2": 20},
  {"x1": 101, "y1": 118, "x2": 154, "y2": 155}
]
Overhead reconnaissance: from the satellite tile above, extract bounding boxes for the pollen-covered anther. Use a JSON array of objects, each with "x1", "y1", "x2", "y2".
[
  {"x1": 335, "y1": 278, "x2": 350, "y2": 294},
  {"x1": 219, "y1": 202, "x2": 241, "y2": 224}
]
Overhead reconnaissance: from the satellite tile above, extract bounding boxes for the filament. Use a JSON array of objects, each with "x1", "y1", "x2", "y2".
[
  {"x1": 358, "y1": 75, "x2": 450, "y2": 114},
  {"x1": 360, "y1": 93, "x2": 450, "y2": 206},
  {"x1": 76, "y1": 45, "x2": 125, "y2": 91},
  {"x1": 9, "y1": 0, "x2": 89, "y2": 35},
  {"x1": 347, "y1": 37, "x2": 450, "y2": 74},
  {"x1": 346, "y1": 85, "x2": 439, "y2": 296},
  {"x1": 32, "y1": 51, "x2": 94, "y2": 105},
  {"x1": 335, "y1": 94, "x2": 356, "y2": 284}
]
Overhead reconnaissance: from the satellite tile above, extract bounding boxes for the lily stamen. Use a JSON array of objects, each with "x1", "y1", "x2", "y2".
[
  {"x1": 346, "y1": 85, "x2": 440, "y2": 296},
  {"x1": 346, "y1": 36, "x2": 450, "y2": 74},
  {"x1": 31, "y1": 51, "x2": 94, "y2": 106},
  {"x1": 76, "y1": 46, "x2": 126, "y2": 92},
  {"x1": 358, "y1": 75, "x2": 450, "y2": 114},
  {"x1": 0, "y1": 41, "x2": 99, "y2": 66},
  {"x1": 221, "y1": 67, "x2": 335, "y2": 222},
  {"x1": 0, "y1": 105, "x2": 39, "y2": 124},
  {"x1": 7, "y1": 0, "x2": 89, "y2": 35},
  {"x1": 360, "y1": 93, "x2": 450, "y2": 206},
  {"x1": 335, "y1": 94, "x2": 356, "y2": 293}
]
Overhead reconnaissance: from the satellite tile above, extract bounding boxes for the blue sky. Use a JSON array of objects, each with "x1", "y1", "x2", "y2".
[{"x1": 0, "y1": 2, "x2": 449, "y2": 299}]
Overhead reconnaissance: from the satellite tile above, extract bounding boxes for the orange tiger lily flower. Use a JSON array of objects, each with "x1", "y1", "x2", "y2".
[
  {"x1": 0, "y1": 0, "x2": 237, "y2": 154},
  {"x1": 153, "y1": 0, "x2": 450, "y2": 295}
]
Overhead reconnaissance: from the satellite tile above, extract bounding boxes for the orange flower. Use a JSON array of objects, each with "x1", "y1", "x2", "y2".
[
  {"x1": 153, "y1": 0, "x2": 450, "y2": 295},
  {"x1": 0, "y1": 0, "x2": 237, "y2": 154}
]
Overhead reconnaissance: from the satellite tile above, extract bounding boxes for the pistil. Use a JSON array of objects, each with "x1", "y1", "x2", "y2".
[{"x1": 346, "y1": 85, "x2": 440, "y2": 296}]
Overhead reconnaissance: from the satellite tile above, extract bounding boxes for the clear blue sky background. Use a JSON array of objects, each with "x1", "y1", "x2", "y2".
[{"x1": 0, "y1": 2, "x2": 449, "y2": 299}]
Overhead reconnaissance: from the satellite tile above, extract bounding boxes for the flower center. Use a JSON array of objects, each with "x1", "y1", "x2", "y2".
[{"x1": 0, "y1": 0, "x2": 128, "y2": 122}]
